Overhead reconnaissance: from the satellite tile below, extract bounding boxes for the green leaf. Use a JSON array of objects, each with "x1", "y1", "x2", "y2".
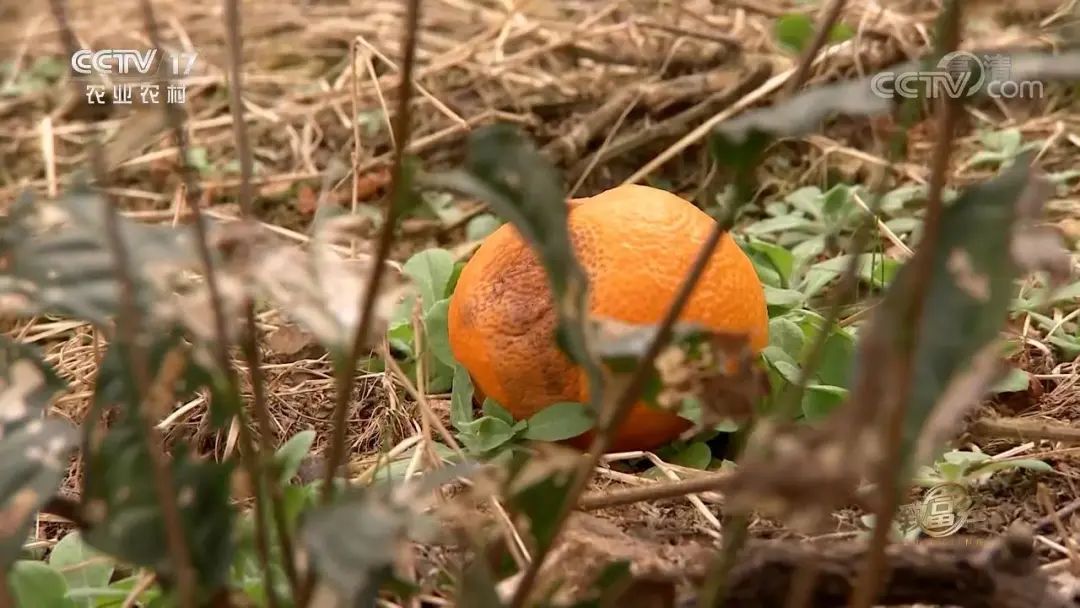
[
  {"x1": 744, "y1": 215, "x2": 817, "y2": 237},
  {"x1": 465, "y1": 213, "x2": 502, "y2": 242},
  {"x1": 8, "y1": 560, "x2": 75, "y2": 608},
  {"x1": 424, "y1": 298, "x2": 455, "y2": 367},
  {"x1": 421, "y1": 191, "x2": 467, "y2": 226},
  {"x1": 796, "y1": 312, "x2": 856, "y2": 388},
  {"x1": 744, "y1": 239, "x2": 796, "y2": 286},
  {"x1": 481, "y1": 399, "x2": 514, "y2": 425},
  {"x1": 991, "y1": 367, "x2": 1030, "y2": 393},
  {"x1": 802, "y1": 385, "x2": 848, "y2": 421},
  {"x1": 785, "y1": 186, "x2": 824, "y2": 218},
  {"x1": 829, "y1": 21, "x2": 855, "y2": 43},
  {"x1": 768, "y1": 317, "x2": 805, "y2": 359},
  {"x1": 403, "y1": 249, "x2": 455, "y2": 312},
  {"x1": 668, "y1": 442, "x2": 712, "y2": 470},
  {"x1": 0, "y1": 338, "x2": 78, "y2": 574},
  {"x1": 450, "y1": 365, "x2": 476, "y2": 429},
  {"x1": 774, "y1": 13, "x2": 815, "y2": 54},
  {"x1": 48, "y1": 532, "x2": 113, "y2": 608},
  {"x1": 971, "y1": 459, "x2": 1053, "y2": 476},
  {"x1": 822, "y1": 184, "x2": 853, "y2": 225},
  {"x1": 941, "y1": 450, "x2": 990, "y2": 466},
  {"x1": 522, "y1": 403, "x2": 595, "y2": 442},
  {"x1": 763, "y1": 285, "x2": 805, "y2": 308},
  {"x1": 274, "y1": 430, "x2": 317, "y2": 485},
  {"x1": 457, "y1": 416, "x2": 517, "y2": 453}
]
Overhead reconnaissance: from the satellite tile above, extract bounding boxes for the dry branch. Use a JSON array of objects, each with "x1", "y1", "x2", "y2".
[
  {"x1": 702, "y1": 528, "x2": 1078, "y2": 608},
  {"x1": 971, "y1": 417, "x2": 1080, "y2": 444}
]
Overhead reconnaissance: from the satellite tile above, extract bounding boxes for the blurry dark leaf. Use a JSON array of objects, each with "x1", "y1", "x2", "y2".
[
  {"x1": 301, "y1": 466, "x2": 469, "y2": 605},
  {"x1": 522, "y1": 403, "x2": 594, "y2": 442},
  {"x1": 0, "y1": 187, "x2": 199, "y2": 326},
  {"x1": 712, "y1": 75, "x2": 892, "y2": 150},
  {"x1": 0, "y1": 338, "x2": 77, "y2": 573},
  {"x1": 0, "y1": 337, "x2": 66, "y2": 434},
  {"x1": 300, "y1": 489, "x2": 404, "y2": 605},
  {"x1": 83, "y1": 339, "x2": 234, "y2": 591},
  {"x1": 456, "y1": 559, "x2": 505, "y2": 608},
  {"x1": 7, "y1": 560, "x2": 75, "y2": 608},
  {"x1": 250, "y1": 214, "x2": 409, "y2": 357},
  {"x1": 418, "y1": 125, "x2": 603, "y2": 410},
  {"x1": 504, "y1": 445, "x2": 580, "y2": 553},
  {"x1": 564, "y1": 560, "x2": 634, "y2": 608},
  {"x1": 592, "y1": 319, "x2": 707, "y2": 374},
  {"x1": 48, "y1": 532, "x2": 113, "y2": 607},
  {"x1": 850, "y1": 157, "x2": 1065, "y2": 468}
]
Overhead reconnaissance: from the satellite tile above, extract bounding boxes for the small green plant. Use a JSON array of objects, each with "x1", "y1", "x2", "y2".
[{"x1": 912, "y1": 449, "x2": 1052, "y2": 488}]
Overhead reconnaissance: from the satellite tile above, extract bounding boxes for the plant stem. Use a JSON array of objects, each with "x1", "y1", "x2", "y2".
[
  {"x1": 694, "y1": 5, "x2": 850, "y2": 605},
  {"x1": 46, "y1": 3, "x2": 198, "y2": 606},
  {"x1": 846, "y1": 4, "x2": 963, "y2": 607},
  {"x1": 785, "y1": 0, "x2": 848, "y2": 96},
  {"x1": 319, "y1": 0, "x2": 423, "y2": 504},
  {"x1": 509, "y1": 205, "x2": 737, "y2": 608},
  {"x1": 223, "y1": 0, "x2": 301, "y2": 597}
]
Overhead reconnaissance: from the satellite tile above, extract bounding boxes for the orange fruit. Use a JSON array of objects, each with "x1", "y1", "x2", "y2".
[{"x1": 447, "y1": 184, "x2": 769, "y2": 452}]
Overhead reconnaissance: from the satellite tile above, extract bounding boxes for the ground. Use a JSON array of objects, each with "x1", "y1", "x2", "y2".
[{"x1": 2, "y1": 0, "x2": 1080, "y2": 606}]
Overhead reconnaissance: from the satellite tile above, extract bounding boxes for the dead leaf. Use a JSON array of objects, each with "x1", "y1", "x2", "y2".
[
  {"x1": 297, "y1": 184, "x2": 319, "y2": 215},
  {"x1": 354, "y1": 167, "x2": 391, "y2": 201},
  {"x1": 266, "y1": 324, "x2": 314, "y2": 357}
]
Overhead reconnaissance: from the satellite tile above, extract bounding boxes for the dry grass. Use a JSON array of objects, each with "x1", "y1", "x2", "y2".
[{"x1": 2, "y1": 0, "x2": 1080, "y2": 604}]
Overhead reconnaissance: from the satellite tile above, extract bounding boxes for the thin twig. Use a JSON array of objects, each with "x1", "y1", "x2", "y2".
[
  {"x1": 0, "y1": 570, "x2": 13, "y2": 608},
  {"x1": 223, "y1": 0, "x2": 300, "y2": 598},
  {"x1": 971, "y1": 417, "x2": 1080, "y2": 444},
  {"x1": 847, "y1": 4, "x2": 964, "y2": 607},
  {"x1": 578, "y1": 471, "x2": 733, "y2": 511},
  {"x1": 320, "y1": 0, "x2": 423, "y2": 496},
  {"x1": 509, "y1": 199, "x2": 741, "y2": 608},
  {"x1": 785, "y1": 0, "x2": 848, "y2": 96},
  {"x1": 46, "y1": 3, "x2": 198, "y2": 606},
  {"x1": 696, "y1": 3, "x2": 851, "y2": 603}
]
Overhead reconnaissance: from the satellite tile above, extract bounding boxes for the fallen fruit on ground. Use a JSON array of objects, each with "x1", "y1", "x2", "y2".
[{"x1": 447, "y1": 184, "x2": 769, "y2": 452}]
